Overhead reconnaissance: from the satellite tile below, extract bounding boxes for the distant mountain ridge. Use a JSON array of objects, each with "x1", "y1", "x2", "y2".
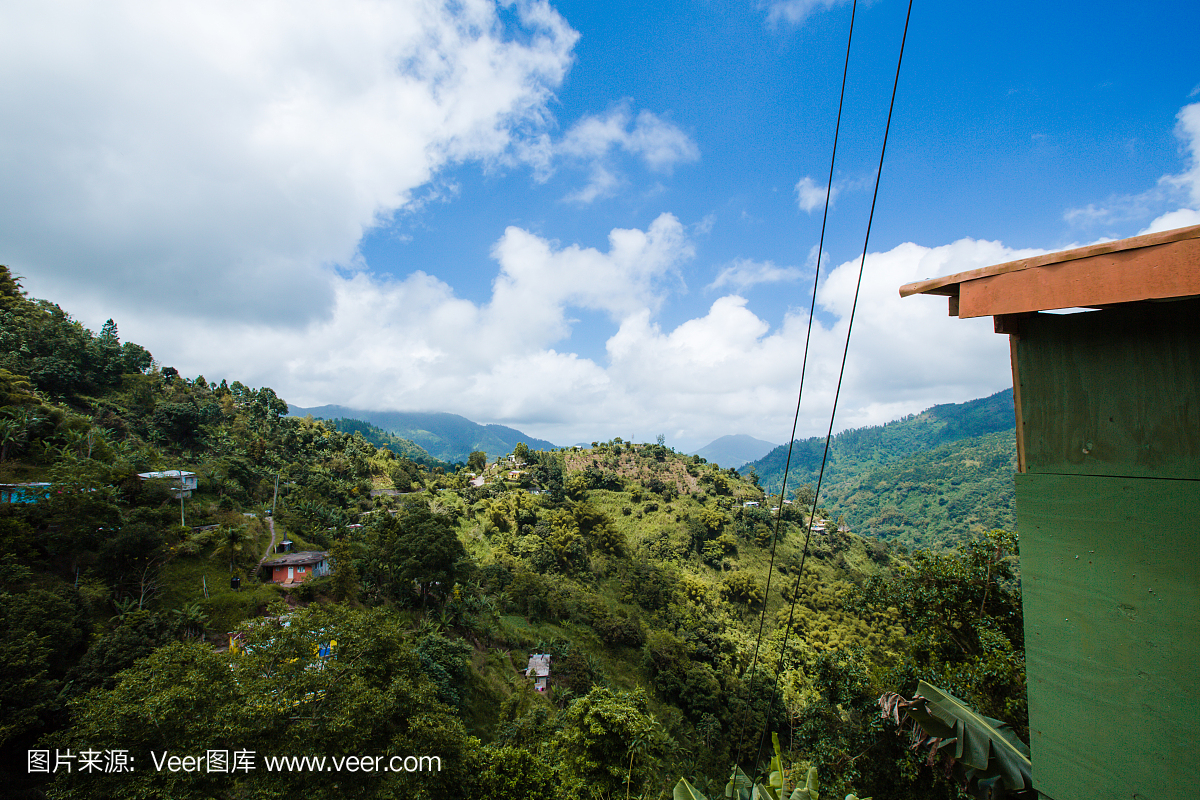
[
  {"x1": 288, "y1": 405, "x2": 558, "y2": 464},
  {"x1": 742, "y1": 388, "x2": 1017, "y2": 550},
  {"x1": 692, "y1": 434, "x2": 778, "y2": 468}
]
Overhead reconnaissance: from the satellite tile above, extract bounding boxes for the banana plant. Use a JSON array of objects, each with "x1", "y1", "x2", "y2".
[
  {"x1": 673, "y1": 735, "x2": 871, "y2": 800},
  {"x1": 879, "y1": 680, "x2": 1033, "y2": 796}
]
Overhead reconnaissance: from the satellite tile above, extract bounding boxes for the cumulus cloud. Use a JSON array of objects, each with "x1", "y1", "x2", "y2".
[
  {"x1": 1069, "y1": 102, "x2": 1200, "y2": 234},
  {"x1": 559, "y1": 103, "x2": 699, "y2": 203},
  {"x1": 597, "y1": 237, "x2": 1042, "y2": 449},
  {"x1": 707, "y1": 258, "x2": 805, "y2": 292},
  {"x1": 795, "y1": 175, "x2": 837, "y2": 213},
  {"x1": 128, "y1": 228, "x2": 1037, "y2": 451},
  {"x1": 136, "y1": 213, "x2": 695, "y2": 429},
  {"x1": 0, "y1": 0, "x2": 579, "y2": 324},
  {"x1": 760, "y1": 0, "x2": 850, "y2": 27}
]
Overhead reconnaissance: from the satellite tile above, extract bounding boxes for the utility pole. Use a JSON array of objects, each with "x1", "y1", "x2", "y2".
[
  {"x1": 271, "y1": 473, "x2": 279, "y2": 517},
  {"x1": 179, "y1": 468, "x2": 186, "y2": 527}
]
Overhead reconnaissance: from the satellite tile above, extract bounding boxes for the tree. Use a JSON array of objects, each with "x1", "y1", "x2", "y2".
[
  {"x1": 847, "y1": 529, "x2": 1027, "y2": 737},
  {"x1": 213, "y1": 524, "x2": 252, "y2": 572},
  {"x1": 329, "y1": 538, "x2": 358, "y2": 601},
  {"x1": 513, "y1": 442, "x2": 531, "y2": 463},
  {"x1": 44, "y1": 606, "x2": 479, "y2": 800},
  {"x1": 552, "y1": 687, "x2": 673, "y2": 800},
  {"x1": 468, "y1": 450, "x2": 487, "y2": 473},
  {"x1": 368, "y1": 503, "x2": 466, "y2": 606}
]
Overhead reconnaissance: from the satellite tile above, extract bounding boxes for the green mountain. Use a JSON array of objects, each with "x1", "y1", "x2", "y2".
[
  {"x1": 692, "y1": 434, "x2": 778, "y2": 468},
  {"x1": 743, "y1": 389, "x2": 1017, "y2": 550},
  {"x1": 318, "y1": 417, "x2": 450, "y2": 470},
  {"x1": 288, "y1": 405, "x2": 559, "y2": 464}
]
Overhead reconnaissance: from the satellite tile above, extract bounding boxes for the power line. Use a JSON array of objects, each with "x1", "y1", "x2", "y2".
[
  {"x1": 732, "y1": 0, "x2": 859, "y2": 770},
  {"x1": 750, "y1": 0, "x2": 916, "y2": 772}
]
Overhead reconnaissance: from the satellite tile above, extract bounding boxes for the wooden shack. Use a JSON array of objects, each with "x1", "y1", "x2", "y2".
[{"x1": 900, "y1": 223, "x2": 1200, "y2": 800}]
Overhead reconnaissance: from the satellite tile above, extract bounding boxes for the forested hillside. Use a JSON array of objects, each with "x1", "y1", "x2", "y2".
[
  {"x1": 318, "y1": 416, "x2": 451, "y2": 471},
  {"x1": 1, "y1": 267, "x2": 1027, "y2": 800},
  {"x1": 743, "y1": 390, "x2": 1017, "y2": 550},
  {"x1": 289, "y1": 404, "x2": 559, "y2": 463}
]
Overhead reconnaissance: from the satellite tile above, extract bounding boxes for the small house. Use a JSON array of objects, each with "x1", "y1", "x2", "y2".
[
  {"x1": 0, "y1": 482, "x2": 51, "y2": 504},
  {"x1": 261, "y1": 551, "x2": 330, "y2": 585},
  {"x1": 137, "y1": 470, "x2": 198, "y2": 498},
  {"x1": 743, "y1": 501, "x2": 759, "y2": 507},
  {"x1": 524, "y1": 653, "x2": 551, "y2": 692}
]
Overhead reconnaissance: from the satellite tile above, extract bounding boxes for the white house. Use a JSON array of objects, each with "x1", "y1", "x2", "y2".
[
  {"x1": 525, "y1": 653, "x2": 551, "y2": 692},
  {"x1": 137, "y1": 470, "x2": 198, "y2": 498}
]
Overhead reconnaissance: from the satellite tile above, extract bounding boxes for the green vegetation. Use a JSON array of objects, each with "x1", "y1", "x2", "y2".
[
  {"x1": 0, "y1": 267, "x2": 1027, "y2": 799},
  {"x1": 743, "y1": 391, "x2": 1016, "y2": 551},
  {"x1": 319, "y1": 416, "x2": 452, "y2": 471}
]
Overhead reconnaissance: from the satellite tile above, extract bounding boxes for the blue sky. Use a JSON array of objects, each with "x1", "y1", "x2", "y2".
[{"x1": 3, "y1": 0, "x2": 1198, "y2": 450}]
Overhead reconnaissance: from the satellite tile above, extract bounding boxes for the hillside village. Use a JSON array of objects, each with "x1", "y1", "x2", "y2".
[{"x1": 0, "y1": 266, "x2": 1026, "y2": 799}]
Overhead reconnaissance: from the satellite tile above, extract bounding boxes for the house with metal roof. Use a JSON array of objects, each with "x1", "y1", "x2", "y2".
[
  {"x1": 0, "y1": 482, "x2": 52, "y2": 504},
  {"x1": 136, "y1": 469, "x2": 198, "y2": 498},
  {"x1": 524, "y1": 653, "x2": 551, "y2": 693},
  {"x1": 901, "y1": 223, "x2": 1199, "y2": 800},
  {"x1": 261, "y1": 551, "x2": 330, "y2": 585}
]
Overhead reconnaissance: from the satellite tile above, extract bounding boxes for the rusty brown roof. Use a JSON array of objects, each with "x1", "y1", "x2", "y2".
[{"x1": 899, "y1": 224, "x2": 1200, "y2": 318}]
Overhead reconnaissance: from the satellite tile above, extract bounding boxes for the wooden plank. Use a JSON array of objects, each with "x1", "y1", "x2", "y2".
[
  {"x1": 956, "y1": 237, "x2": 1200, "y2": 318},
  {"x1": 1009, "y1": 334, "x2": 1026, "y2": 474},
  {"x1": 1015, "y1": 299, "x2": 1200, "y2": 480},
  {"x1": 899, "y1": 223, "x2": 1200, "y2": 299},
  {"x1": 1016, "y1": 473, "x2": 1200, "y2": 800}
]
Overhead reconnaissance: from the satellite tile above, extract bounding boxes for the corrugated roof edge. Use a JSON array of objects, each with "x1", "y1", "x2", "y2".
[{"x1": 899, "y1": 224, "x2": 1200, "y2": 298}]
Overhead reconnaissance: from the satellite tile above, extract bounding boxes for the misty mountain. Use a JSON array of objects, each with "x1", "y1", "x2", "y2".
[{"x1": 692, "y1": 434, "x2": 779, "y2": 468}]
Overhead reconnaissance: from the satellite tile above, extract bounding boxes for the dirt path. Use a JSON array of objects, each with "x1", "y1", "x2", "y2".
[{"x1": 254, "y1": 517, "x2": 277, "y2": 573}]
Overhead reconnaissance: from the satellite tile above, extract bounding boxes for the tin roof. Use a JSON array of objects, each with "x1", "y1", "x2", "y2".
[
  {"x1": 899, "y1": 224, "x2": 1200, "y2": 318},
  {"x1": 261, "y1": 551, "x2": 328, "y2": 567},
  {"x1": 525, "y1": 653, "x2": 551, "y2": 677}
]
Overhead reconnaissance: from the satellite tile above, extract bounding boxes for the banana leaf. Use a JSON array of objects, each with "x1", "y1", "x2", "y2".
[
  {"x1": 906, "y1": 680, "x2": 1032, "y2": 791},
  {"x1": 768, "y1": 732, "x2": 785, "y2": 790},
  {"x1": 726, "y1": 766, "x2": 754, "y2": 800},
  {"x1": 674, "y1": 778, "x2": 711, "y2": 800},
  {"x1": 789, "y1": 767, "x2": 818, "y2": 800}
]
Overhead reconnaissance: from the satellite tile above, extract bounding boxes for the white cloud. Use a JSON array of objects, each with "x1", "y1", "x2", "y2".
[
  {"x1": 707, "y1": 258, "x2": 805, "y2": 292},
  {"x1": 1165, "y1": 102, "x2": 1200, "y2": 208},
  {"x1": 1139, "y1": 208, "x2": 1200, "y2": 234},
  {"x1": 126, "y1": 228, "x2": 1037, "y2": 451},
  {"x1": 1070, "y1": 102, "x2": 1200, "y2": 233},
  {"x1": 795, "y1": 175, "x2": 837, "y2": 213},
  {"x1": 132, "y1": 213, "x2": 694, "y2": 429},
  {"x1": 760, "y1": 0, "x2": 850, "y2": 27},
  {"x1": 593, "y1": 237, "x2": 1044, "y2": 450},
  {"x1": 0, "y1": 0, "x2": 579, "y2": 325},
  {"x1": 558, "y1": 103, "x2": 699, "y2": 203}
]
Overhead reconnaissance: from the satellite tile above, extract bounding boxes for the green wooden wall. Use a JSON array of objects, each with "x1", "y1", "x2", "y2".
[
  {"x1": 1016, "y1": 299, "x2": 1200, "y2": 481},
  {"x1": 1013, "y1": 298, "x2": 1200, "y2": 800},
  {"x1": 1016, "y1": 473, "x2": 1199, "y2": 800}
]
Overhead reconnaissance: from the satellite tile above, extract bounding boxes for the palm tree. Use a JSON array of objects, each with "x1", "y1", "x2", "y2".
[{"x1": 214, "y1": 525, "x2": 251, "y2": 572}]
